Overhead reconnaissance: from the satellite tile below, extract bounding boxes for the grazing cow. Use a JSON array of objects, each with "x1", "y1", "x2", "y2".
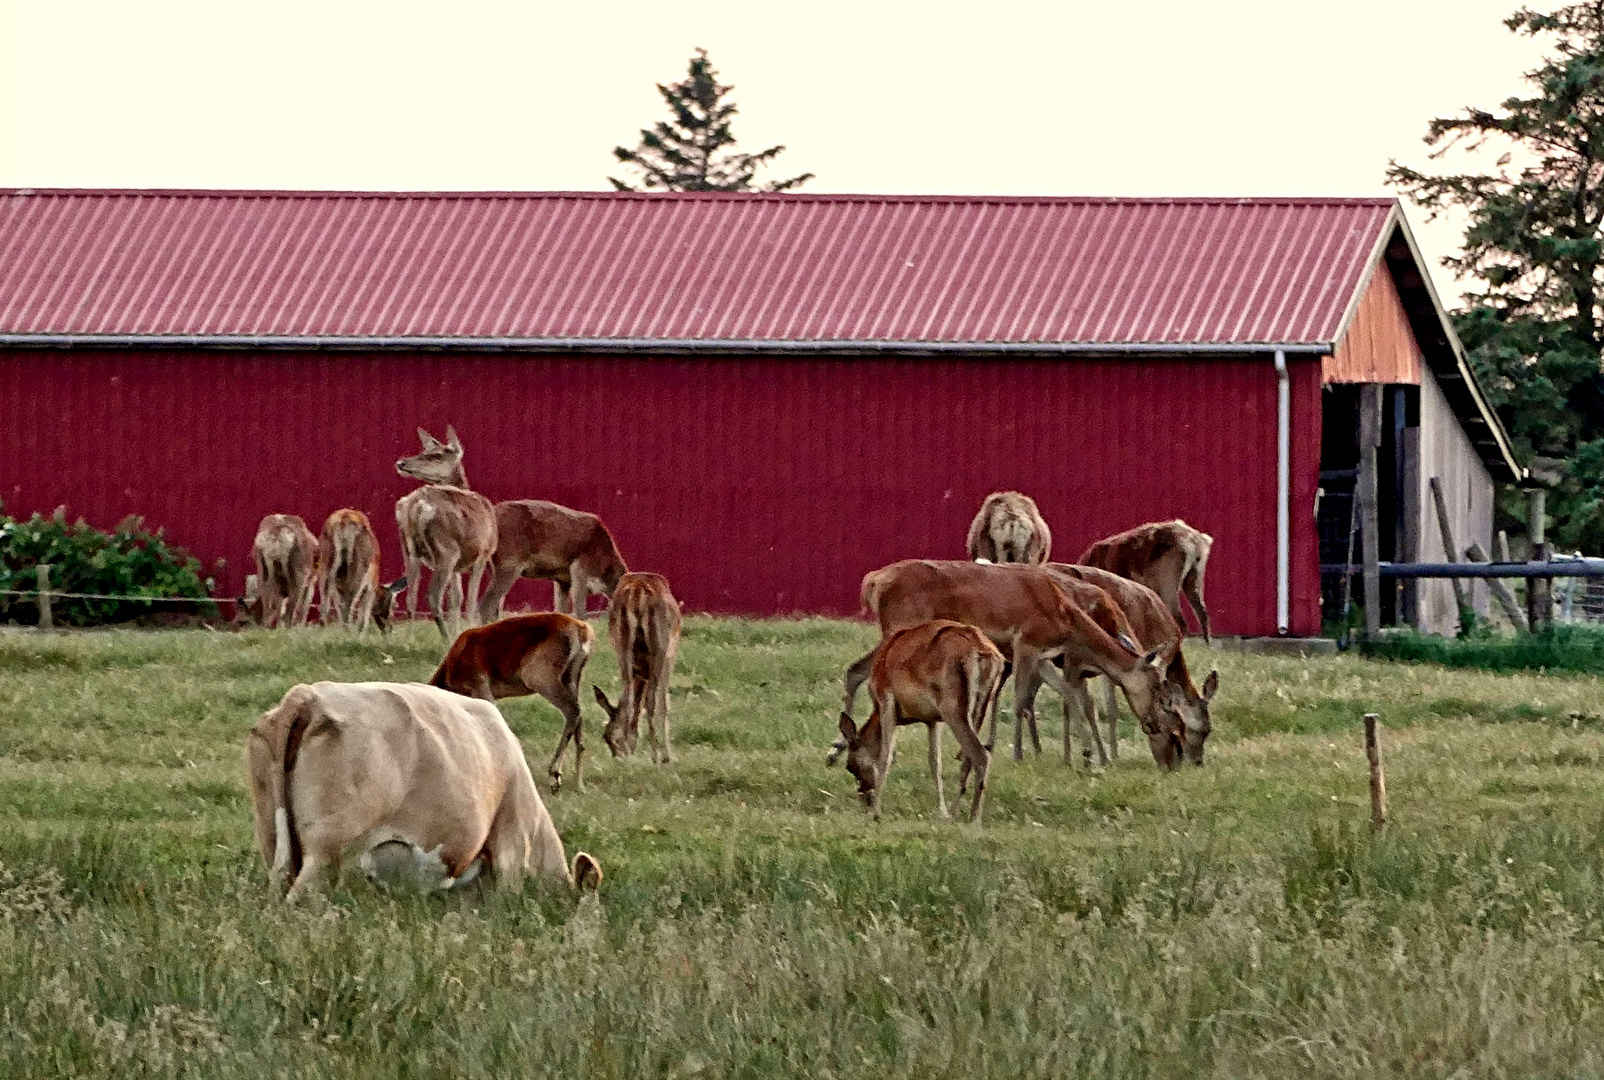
[
  {"x1": 1078, "y1": 520, "x2": 1214, "y2": 644},
  {"x1": 246, "y1": 681, "x2": 601, "y2": 901},
  {"x1": 251, "y1": 514, "x2": 318, "y2": 629},
  {"x1": 836, "y1": 620, "x2": 1003, "y2": 823},
  {"x1": 593, "y1": 572, "x2": 683, "y2": 763},
  {"x1": 478, "y1": 500, "x2": 628, "y2": 622},
  {"x1": 429, "y1": 613, "x2": 596, "y2": 794},
  {"x1": 840, "y1": 560, "x2": 1177, "y2": 765},
  {"x1": 395, "y1": 426, "x2": 497, "y2": 641},
  {"x1": 1047, "y1": 564, "x2": 1219, "y2": 768},
  {"x1": 316, "y1": 509, "x2": 394, "y2": 632},
  {"x1": 966, "y1": 491, "x2": 1052, "y2": 564}
]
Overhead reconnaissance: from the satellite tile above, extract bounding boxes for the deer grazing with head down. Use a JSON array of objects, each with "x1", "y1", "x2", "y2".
[
  {"x1": 593, "y1": 572, "x2": 682, "y2": 764},
  {"x1": 1046, "y1": 563, "x2": 1219, "y2": 769},
  {"x1": 250, "y1": 514, "x2": 319, "y2": 628},
  {"x1": 835, "y1": 619, "x2": 1003, "y2": 823},
  {"x1": 1078, "y1": 519, "x2": 1214, "y2": 644},
  {"x1": 316, "y1": 509, "x2": 396, "y2": 632},
  {"x1": 839, "y1": 560, "x2": 1185, "y2": 768},
  {"x1": 429, "y1": 612, "x2": 596, "y2": 794},
  {"x1": 395, "y1": 426, "x2": 497, "y2": 641},
  {"x1": 478, "y1": 500, "x2": 628, "y2": 622},
  {"x1": 966, "y1": 491, "x2": 1052, "y2": 564}
]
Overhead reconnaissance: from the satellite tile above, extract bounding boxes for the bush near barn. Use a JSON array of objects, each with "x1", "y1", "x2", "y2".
[{"x1": 0, "y1": 506, "x2": 215, "y2": 626}]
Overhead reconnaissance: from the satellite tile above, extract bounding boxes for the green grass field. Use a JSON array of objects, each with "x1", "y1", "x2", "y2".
[{"x1": 6, "y1": 618, "x2": 1604, "y2": 1078}]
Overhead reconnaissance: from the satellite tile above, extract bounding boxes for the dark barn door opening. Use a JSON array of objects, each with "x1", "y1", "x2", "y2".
[{"x1": 1318, "y1": 384, "x2": 1419, "y2": 629}]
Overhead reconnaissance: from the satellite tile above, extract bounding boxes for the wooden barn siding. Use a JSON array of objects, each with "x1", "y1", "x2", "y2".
[
  {"x1": 1414, "y1": 364, "x2": 1495, "y2": 633},
  {"x1": 1324, "y1": 264, "x2": 1424, "y2": 386},
  {"x1": 0, "y1": 350, "x2": 1324, "y2": 635}
]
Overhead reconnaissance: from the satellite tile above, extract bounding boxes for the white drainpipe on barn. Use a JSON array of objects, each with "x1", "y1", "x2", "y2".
[{"x1": 1275, "y1": 348, "x2": 1290, "y2": 635}]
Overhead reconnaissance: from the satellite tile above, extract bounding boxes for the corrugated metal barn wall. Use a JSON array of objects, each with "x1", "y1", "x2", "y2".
[{"x1": 1, "y1": 350, "x2": 1323, "y2": 635}]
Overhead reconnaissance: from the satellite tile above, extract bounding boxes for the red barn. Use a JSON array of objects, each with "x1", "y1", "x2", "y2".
[{"x1": 0, "y1": 190, "x2": 1519, "y2": 636}]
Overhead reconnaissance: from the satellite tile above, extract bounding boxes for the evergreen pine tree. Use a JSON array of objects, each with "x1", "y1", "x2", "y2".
[
  {"x1": 609, "y1": 49, "x2": 813, "y2": 193},
  {"x1": 1389, "y1": 2, "x2": 1604, "y2": 550}
]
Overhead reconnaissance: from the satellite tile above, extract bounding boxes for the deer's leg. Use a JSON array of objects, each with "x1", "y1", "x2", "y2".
[
  {"x1": 477, "y1": 559, "x2": 519, "y2": 624},
  {"x1": 654, "y1": 667, "x2": 673, "y2": 764},
  {"x1": 985, "y1": 660, "x2": 1014, "y2": 752},
  {"x1": 403, "y1": 553, "x2": 423, "y2": 620},
  {"x1": 545, "y1": 681, "x2": 586, "y2": 794},
  {"x1": 1183, "y1": 568, "x2": 1211, "y2": 645},
  {"x1": 1040, "y1": 661, "x2": 1108, "y2": 767},
  {"x1": 947, "y1": 711, "x2": 992, "y2": 824},
  {"x1": 842, "y1": 647, "x2": 877, "y2": 718},
  {"x1": 425, "y1": 557, "x2": 455, "y2": 641},
  {"x1": 1011, "y1": 648, "x2": 1044, "y2": 762},
  {"x1": 464, "y1": 560, "x2": 488, "y2": 628},
  {"x1": 927, "y1": 721, "x2": 950, "y2": 820},
  {"x1": 352, "y1": 579, "x2": 373, "y2": 633},
  {"x1": 1103, "y1": 677, "x2": 1119, "y2": 760},
  {"x1": 569, "y1": 569, "x2": 589, "y2": 620},
  {"x1": 869, "y1": 698, "x2": 898, "y2": 821},
  {"x1": 552, "y1": 580, "x2": 570, "y2": 615}
]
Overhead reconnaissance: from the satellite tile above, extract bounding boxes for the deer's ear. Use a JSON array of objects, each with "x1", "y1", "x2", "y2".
[
  {"x1": 838, "y1": 712, "x2": 858, "y2": 744},
  {"x1": 445, "y1": 425, "x2": 462, "y2": 452},
  {"x1": 416, "y1": 427, "x2": 440, "y2": 450},
  {"x1": 1202, "y1": 670, "x2": 1219, "y2": 701},
  {"x1": 593, "y1": 685, "x2": 615, "y2": 714},
  {"x1": 1142, "y1": 647, "x2": 1165, "y2": 671}
]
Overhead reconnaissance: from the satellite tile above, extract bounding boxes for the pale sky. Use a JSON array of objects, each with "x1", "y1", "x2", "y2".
[{"x1": 0, "y1": 0, "x2": 1552, "y2": 301}]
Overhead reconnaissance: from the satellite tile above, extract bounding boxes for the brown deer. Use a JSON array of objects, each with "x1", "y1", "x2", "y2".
[
  {"x1": 1047, "y1": 564, "x2": 1219, "y2": 769},
  {"x1": 428, "y1": 612, "x2": 596, "y2": 794},
  {"x1": 966, "y1": 491, "x2": 1052, "y2": 564},
  {"x1": 836, "y1": 620, "x2": 1004, "y2": 823},
  {"x1": 395, "y1": 426, "x2": 497, "y2": 641},
  {"x1": 593, "y1": 572, "x2": 682, "y2": 763},
  {"x1": 250, "y1": 514, "x2": 318, "y2": 628},
  {"x1": 316, "y1": 509, "x2": 394, "y2": 632},
  {"x1": 478, "y1": 500, "x2": 627, "y2": 622},
  {"x1": 839, "y1": 561, "x2": 1180, "y2": 767},
  {"x1": 1078, "y1": 520, "x2": 1214, "y2": 644}
]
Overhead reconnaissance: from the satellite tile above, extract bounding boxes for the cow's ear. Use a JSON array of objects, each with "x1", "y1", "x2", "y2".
[
  {"x1": 1202, "y1": 670, "x2": 1219, "y2": 701},
  {"x1": 416, "y1": 427, "x2": 440, "y2": 449},
  {"x1": 838, "y1": 712, "x2": 858, "y2": 745},
  {"x1": 445, "y1": 425, "x2": 462, "y2": 452}
]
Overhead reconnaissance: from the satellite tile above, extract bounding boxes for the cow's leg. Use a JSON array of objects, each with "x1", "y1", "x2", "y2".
[
  {"x1": 1103, "y1": 677, "x2": 1119, "y2": 759},
  {"x1": 464, "y1": 560, "x2": 489, "y2": 628},
  {"x1": 1183, "y1": 567, "x2": 1211, "y2": 645},
  {"x1": 284, "y1": 852, "x2": 336, "y2": 903},
  {"x1": 927, "y1": 721, "x2": 950, "y2": 820},
  {"x1": 1040, "y1": 662, "x2": 1108, "y2": 766}
]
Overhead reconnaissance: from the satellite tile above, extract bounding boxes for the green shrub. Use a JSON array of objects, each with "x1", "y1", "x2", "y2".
[
  {"x1": 0, "y1": 507, "x2": 216, "y2": 627},
  {"x1": 1359, "y1": 623, "x2": 1604, "y2": 676}
]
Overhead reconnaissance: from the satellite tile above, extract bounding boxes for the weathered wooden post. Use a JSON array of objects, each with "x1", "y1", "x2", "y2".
[
  {"x1": 1466, "y1": 542, "x2": 1527, "y2": 631},
  {"x1": 36, "y1": 564, "x2": 52, "y2": 631},
  {"x1": 1364, "y1": 712, "x2": 1387, "y2": 830},
  {"x1": 1429, "y1": 476, "x2": 1469, "y2": 629},
  {"x1": 1358, "y1": 385, "x2": 1383, "y2": 639},
  {"x1": 1527, "y1": 486, "x2": 1549, "y2": 633}
]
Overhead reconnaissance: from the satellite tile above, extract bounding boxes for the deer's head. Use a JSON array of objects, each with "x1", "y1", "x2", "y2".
[
  {"x1": 836, "y1": 711, "x2": 886, "y2": 812},
  {"x1": 593, "y1": 687, "x2": 636, "y2": 757},
  {"x1": 1163, "y1": 669, "x2": 1218, "y2": 766},
  {"x1": 396, "y1": 426, "x2": 466, "y2": 486}
]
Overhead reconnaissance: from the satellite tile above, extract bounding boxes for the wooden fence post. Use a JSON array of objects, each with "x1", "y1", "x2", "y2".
[
  {"x1": 36, "y1": 565, "x2": 52, "y2": 631},
  {"x1": 1527, "y1": 487, "x2": 1548, "y2": 633},
  {"x1": 1358, "y1": 385, "x2": 1383, "y2": 639},
  {"x1": 1465, "y1": 542, "x2": 1528, "y2": 631},
  {"x1": 1428, "y1": 476, "x2": 1469, "y2": 630},
  {"x1": 1364, "y1": 713, "x2": 1387, "y2": 830}
]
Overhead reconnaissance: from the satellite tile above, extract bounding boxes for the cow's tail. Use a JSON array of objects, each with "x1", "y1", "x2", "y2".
[{"x1": 249, "y1": 684, "x2": 321, "y2": 892}]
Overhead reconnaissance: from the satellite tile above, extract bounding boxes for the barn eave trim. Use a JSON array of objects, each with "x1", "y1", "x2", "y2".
[{"x1": 0, "y1": 333, "x2": 1335, "y2": 358}]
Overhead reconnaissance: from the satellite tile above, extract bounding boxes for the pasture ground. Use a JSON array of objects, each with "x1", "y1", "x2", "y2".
[{"x1": 5, "y1": 618, "x2": 1604, "y2": 1078}]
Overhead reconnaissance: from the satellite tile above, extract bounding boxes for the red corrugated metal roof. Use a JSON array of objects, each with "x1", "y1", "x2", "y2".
[{"x1": 0, "y1": 190, "x2": 1395, "y2": 345}]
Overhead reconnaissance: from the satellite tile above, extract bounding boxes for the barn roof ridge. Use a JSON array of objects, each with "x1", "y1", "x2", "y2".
[{"x1": 0, "y1": 187, "x2": 1398, "y2": 208}]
